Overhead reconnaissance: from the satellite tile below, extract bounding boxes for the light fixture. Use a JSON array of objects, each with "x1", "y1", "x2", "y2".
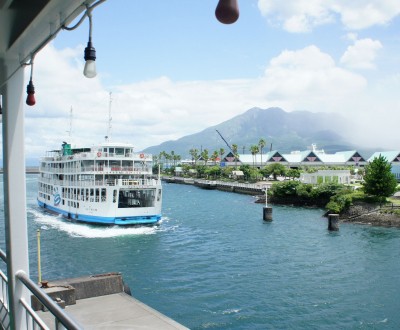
[
  {"x1": 83, "y1": 10, "x2": 97, "y2": 78},
  {"x1": 215, "y1": 0, "x2": 240, "y2": 24},
  {"x1": 26, "y1": 59, "x2": 36, "y2": 106}
]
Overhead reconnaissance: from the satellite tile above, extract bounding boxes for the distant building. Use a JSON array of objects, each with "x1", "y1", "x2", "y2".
[
  {"x1": 367, "y1": 151, "x2": 400, "y2": 181},
  {"x1": 300, "y1": 170, "x2": 351, "y2": 184},
  {"x1": 222, "y1": 144, "x2": 367, "y2": 168}
]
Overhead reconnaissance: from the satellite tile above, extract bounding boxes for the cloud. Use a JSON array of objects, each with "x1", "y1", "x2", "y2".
[
  {"x1": 2, "y1": 41, "x2": 399, "y2": 163},
  {"x1": 257, "y1": 0, "x2": 400, "y2": 32},
  {"x1": 340, "y1": 38, "x2": 383, "y2": 70},
  {"x1": 261, "y1": 45, "x2": 366, "y2": 110}
]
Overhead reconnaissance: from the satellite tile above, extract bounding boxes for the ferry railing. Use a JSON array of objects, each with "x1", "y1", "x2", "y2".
[{"x1": 0, "y1": 249, "x2": 81, "y2": 330}]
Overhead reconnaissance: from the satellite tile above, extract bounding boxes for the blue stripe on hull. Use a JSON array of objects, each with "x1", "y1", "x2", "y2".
[{"x1": 37, "y1": 200, "x2": 161, "y2": 226}]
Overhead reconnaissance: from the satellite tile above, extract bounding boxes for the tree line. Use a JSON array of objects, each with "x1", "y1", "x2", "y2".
[
  {"x1": 154, "y1": 138, "x2": 271, "y2": 168},
  {"x1": 154, "y1": 148, "x2": 398, "y2": 214}
]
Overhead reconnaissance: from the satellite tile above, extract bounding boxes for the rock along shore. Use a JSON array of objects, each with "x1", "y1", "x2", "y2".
[{"x1": 340, "y1": 202, "x2": 400, "y2": 228}]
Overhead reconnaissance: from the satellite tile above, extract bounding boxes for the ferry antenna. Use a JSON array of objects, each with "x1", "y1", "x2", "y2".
[
  {"x1": 66, "y1": 106, "x2": 73, "y2": 137},
  {"x1": 106, "y1": 92, "x2": 112, "y2": 142}
]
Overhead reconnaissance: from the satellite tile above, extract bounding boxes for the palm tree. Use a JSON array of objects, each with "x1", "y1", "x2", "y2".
[
  {"x1": 250, "y1": 145, "x2": 259, "y2": 167},
  {"x1": 165, "y1": 153, "x2": 171, "y2": 169},
  {"x1": 201, "y1": 149, "x2": 209, "y2": 165},
  {"x1": 219, "y1": 148, "x2": 225, "y2": 161},
  {"x1": 189, "y1": 148, "x2": 199, "y2": 166},
  {"x1": 173, "y1": 154, "x2": 181, "y2": 167},
  {"x1": 211, "y1": 150, "x2": 219, "y2": 165},
  {"x1": 232, "y1": 144, "x2": 239, "y2": 168},
  {"x1": 159, "y1": 151, "x2": 167, "y2": 169},
  {"x1": 258, "y1": 138, "x2": 266, "y2": 164},
  {"x1": 170, "y1": 151, "x2": 175, "y2": 167}
]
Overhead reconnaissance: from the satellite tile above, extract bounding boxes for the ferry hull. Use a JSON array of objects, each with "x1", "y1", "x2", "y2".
[{"x1": 38, "y1": 199, "x2": 161, "y2": 226}]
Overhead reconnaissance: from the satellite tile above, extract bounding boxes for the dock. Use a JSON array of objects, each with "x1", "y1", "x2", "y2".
[
  {"x1": 163, "y1": 176, "x2": 270, "y2": 195},
  {"x1": 33, "y1": 273, "x2": 188, "y2": 330}
]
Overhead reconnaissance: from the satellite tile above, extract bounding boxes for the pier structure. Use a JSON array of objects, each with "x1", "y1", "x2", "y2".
[
  {"x1": 164, "y1": 177, "x2": 269, "y2": 196},
  {"x1": 33, "y1": 273, "x2": 188, "y2": 329}
]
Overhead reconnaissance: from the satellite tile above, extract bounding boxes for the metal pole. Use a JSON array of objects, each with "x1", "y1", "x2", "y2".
[{"x1": 37, "y1": 229, "x2": 41, "y2": 284}]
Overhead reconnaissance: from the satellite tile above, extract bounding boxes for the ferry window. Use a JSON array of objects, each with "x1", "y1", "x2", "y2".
[
  {"x1": 115, "y1": 148, "x2": 124, "y2": 155},
  {"x1": 109, "y1": 148, "x2": 114, "y2": 155},
  {"x1": 122, "y1": 160, "x2": 133, "y2": 170},
  {"x1": 101, "y1": 189, "x2": 106, "y2": 202},
  {"x1": 113, "y1": 190, "x2": 117, "y2": 203}
]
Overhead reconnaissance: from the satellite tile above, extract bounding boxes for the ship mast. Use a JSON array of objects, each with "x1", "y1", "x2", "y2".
[
  {"x1": 66, "y1": 106, "x2": 73, "y2": 137},
  {"x1": 105, "y1": 92, "x2": 112, "y2": 142}
]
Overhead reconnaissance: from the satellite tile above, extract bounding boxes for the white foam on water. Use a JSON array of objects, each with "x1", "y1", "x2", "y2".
[
  {"x1": 30, "y1": 208, "x2": 160, "y2": 238},
  {"x1": 222, "y1": 309, "x2": 241, "y2": 315}
]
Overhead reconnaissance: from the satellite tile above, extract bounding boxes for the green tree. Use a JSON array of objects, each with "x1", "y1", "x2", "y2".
[
  {"x1": 206, "y1": 165, "x2": 221, "y2": 179},
  {"x1": 201, "y1": 149, "x2": 209, "y2": 165},
  {"x1": 189, "y1": 148, "x2": 199, "y2": 166},
  {"x1": 250, "y1": 145, "x2": 259, "y2": 167},
  {"x1": 232, "y1": 144, "x2": 239, "y2": 168},
  {"x1": 262, "y1": 163, "x2": 287, "y2": 180},
  {"x1": 258, "y1": 138, "x2": 266, "y2": 164},
  {"x1": 219, "y1": 148, "x2": 225, "y2": 161},
  {"x1": 239, "y1": 164, "x2": 252, "y2": 180},
  {"x1": 211, "y1": 150, "x2": 219, "y2": 165},
  {"x1": 287, "y1": 168, "x2": 300, "y2": 180},
  {"x1": 362, "y1": 155, "x2": 398, "y2": 202}
]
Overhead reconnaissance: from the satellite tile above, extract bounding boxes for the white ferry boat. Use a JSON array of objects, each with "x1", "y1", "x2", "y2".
[{"x1": 37, "y1": 141, "x2": 162, "y2": 225}]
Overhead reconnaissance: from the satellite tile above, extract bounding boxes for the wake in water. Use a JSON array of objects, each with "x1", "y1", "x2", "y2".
[{"x1": 29, "y1": 207, "x2": 163, "y2": 238}]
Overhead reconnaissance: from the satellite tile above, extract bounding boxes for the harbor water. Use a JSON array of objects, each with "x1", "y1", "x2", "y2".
[{"x1": 1, "y1": 174, "x2": 400, "y2": 329}]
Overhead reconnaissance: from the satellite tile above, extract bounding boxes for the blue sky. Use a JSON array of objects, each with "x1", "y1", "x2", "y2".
[{"x1": 7, "y1": 0, "x2": 400, "y2": 161}]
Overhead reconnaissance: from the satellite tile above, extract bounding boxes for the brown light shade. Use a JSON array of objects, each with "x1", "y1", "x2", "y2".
[{"x1": 215, "y1": 0, "x2": 239, "y2": 24}]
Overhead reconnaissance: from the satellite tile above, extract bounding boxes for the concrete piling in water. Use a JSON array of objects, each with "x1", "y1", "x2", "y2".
[
  {"x1": 263, "y1": 207, "x2": 273, "y2": 221},
  {"x1": 262, "y1": 186, "x2": 272, "y2": 221},
  {"x1": 328, "y1": 214, "x2": 339, "y2": 231}
]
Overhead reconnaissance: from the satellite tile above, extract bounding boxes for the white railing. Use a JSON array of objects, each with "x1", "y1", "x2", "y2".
[
  {"x1": 39, "y1": 166, "x2": 152, "y2": 174},
  {"x1": 0, "y1": 249, "x2": 81, "y2": 330},
  {"x1": 38, "y1": 177, "x2": 160, "y2": 188}
]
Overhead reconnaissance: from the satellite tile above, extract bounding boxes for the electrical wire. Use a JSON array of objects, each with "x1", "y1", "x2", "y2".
[{"x1": 0, "y1": 0, "x2": 106, "y2": 90}]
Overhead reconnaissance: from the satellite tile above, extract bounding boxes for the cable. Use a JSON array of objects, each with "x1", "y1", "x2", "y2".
[{"x1": 0, "y1": 0, "x2": 106, "y2": 90}]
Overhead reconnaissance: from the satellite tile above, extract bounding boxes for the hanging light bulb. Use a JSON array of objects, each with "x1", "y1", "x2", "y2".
[
  {"x1": 26, "y1": 79, "x2": 36, "y2": 106},
  {"x1": 83, "y1": 10, "x2": 97, "y2": 78},
  {"x1": 84, "y1": 40, "x2": 97, "y2": 78},
  {"x1": 26, "y1": 59, "x2": 36, "y2": 106},
  {"x1": 215, "y1": 0, "x2": 240, "y2": 24}
]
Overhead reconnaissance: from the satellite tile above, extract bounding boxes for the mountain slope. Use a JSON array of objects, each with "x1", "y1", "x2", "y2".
[{"x1": 142, "y1": 107, "x2": 354, "y2": 157}]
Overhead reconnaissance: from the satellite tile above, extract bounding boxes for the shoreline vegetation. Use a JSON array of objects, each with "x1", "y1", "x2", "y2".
[{"x1": 163, "y1": 176, "x2": 400, "y2": 228}]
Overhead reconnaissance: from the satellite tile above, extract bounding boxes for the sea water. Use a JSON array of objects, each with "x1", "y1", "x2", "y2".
[{"x1": 1, "y1": 174, "x2": 400, "y2": 329}]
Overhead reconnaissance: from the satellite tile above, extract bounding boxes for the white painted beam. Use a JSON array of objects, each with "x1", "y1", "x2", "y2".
[{"x1": 1, "y1": 58, "x2": 30, "y2": 330}]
